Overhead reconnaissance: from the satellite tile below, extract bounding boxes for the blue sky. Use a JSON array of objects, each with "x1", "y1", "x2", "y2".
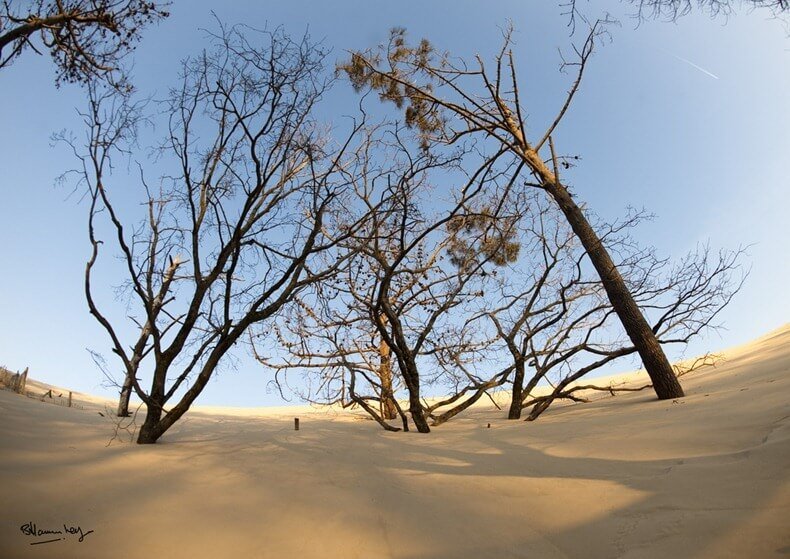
[{"x1": 0, "y1": 1, "x2": 787, "y2": 406}]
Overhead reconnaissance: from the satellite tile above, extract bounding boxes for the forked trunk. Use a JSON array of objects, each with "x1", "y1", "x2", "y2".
[{"x1": 136, "y1": 404, "x2": 163, "y2": 444}]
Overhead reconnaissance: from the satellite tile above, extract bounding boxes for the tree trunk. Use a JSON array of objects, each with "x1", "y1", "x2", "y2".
[
  {"x1": 401, "y1": 365, "x2": 430, "y2": 433},
  {"x1": 409, "y1": 399, "x2": 431, "y2": 433},
  {"x1": 513, "y1": 147, "x2": 683, "y2": 399},
  {"x1": 544, "y1": 179, "x2": 684, "y2": 399},
  {"x1": 135, "y1": 335, "x2": 241, "y2": 444},
  {"x1": 136, "y1": 404, "x2": 163, "y2": 444},
  {"x1": 508, "y1": 361, "x2": 525, "y2": 419},
  {"x1": 378, "y1": 338, "x2": 398, "y2": 420},
  {"x1": 117, "y1": 372, "x2": 133, "y2": 417},
  {"x1": 135, "y1": 359, "x2": 172, "y2": 444}
]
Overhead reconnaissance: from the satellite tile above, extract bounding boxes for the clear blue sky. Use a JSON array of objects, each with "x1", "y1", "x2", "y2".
[{"x1": 0, "y1": 1, "x2": 787, "y2": 406}]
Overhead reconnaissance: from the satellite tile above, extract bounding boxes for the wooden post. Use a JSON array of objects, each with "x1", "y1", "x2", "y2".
[
  {"x1": 68, "y1": 391, "x2": 73, "y2": 408},
  {"x1": 11, "y1": 368, "x2": 28, "y2": 394},
  {"x1": 294, "y1": 417, "x2": 300, "y2": 431},
  {"x1": 18, "y1": 368, "x2": 27, "y2": 394}
]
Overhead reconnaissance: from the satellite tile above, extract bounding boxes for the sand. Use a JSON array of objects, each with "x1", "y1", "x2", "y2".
[{"x1": 1, "y1": 325, "x2": 788, "y2": 558}]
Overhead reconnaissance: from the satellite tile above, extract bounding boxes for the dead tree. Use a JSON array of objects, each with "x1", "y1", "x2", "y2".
[
  {"x1": 563, "y1": 0, "x2": 787, "y2": 35},
  {"x1": 261, "y1": 262, "x2": 404, "y2": 424},
  {"x1": 521, "y1": 242, "x2": 742, "y2": 421},
  {"x1": 0, "y1": 0, "x2": 168, "y2": 87},
  {"x1": 627, "y1": 0, "x2": 788, "y2": 20},
  {"x1": 264, "y1": 126, "x2": 520, "y2": 432},
  {"x1": 339, "y1": 23, "x2": 688, "y2": 400},
  {"x1": 254, "y1": 126, "x2": 407, "y2": 424},
  {"x1": 67, "y1": 25, "x2": 364, "y2": 443},
  {"x1": 478, "y1": 197, "x2": 744, "y2": 420}
]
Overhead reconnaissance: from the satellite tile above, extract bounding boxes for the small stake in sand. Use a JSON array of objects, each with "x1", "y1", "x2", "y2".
[
  {"x1": 13, "y1": 367, "x2": 28, "y2": 394},
  {"x1": 294, "y1": 418, "x2": 300, "y2": 431},
  {"x1": 68, "y1": 391, "x2": 73, "y2": 408}
]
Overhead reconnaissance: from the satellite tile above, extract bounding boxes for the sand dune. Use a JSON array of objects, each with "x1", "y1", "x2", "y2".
[{"x1": 1, "y1": 326, "x2": 788, "y2": 558}]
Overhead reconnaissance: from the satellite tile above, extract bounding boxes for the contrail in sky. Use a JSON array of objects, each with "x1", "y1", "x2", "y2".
[{"x1": 662, "y1": 49, "x2": 720, "y2": 80}]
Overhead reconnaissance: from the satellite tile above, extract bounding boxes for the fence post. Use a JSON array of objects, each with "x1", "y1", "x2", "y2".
[
  {"x1": 17, "y1": 367, "x2": 28, "y2": 394},
  {"x1": 68, "y1": 391, "x2": 73, "y2": 408},
  {"x1": 294, "y1": 417, "x2": 300, "y2": 431}
]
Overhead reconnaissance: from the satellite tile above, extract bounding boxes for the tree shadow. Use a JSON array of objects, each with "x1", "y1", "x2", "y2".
[{"x1": 2, "y1": 331, "x2": 788, "y2": 557}]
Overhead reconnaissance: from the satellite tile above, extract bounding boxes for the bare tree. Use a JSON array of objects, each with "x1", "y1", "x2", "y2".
[
  {"x1": 255, "y1": 126, "x2": 408, "y2": 425},
  {"x1": 563, "y1": 0, "x2": 788, "y2": 36},
  {"x1": 522, "y1": 245, "x2": 742, "y2": 421},
  {"x1": 0, "y1": 0, "x2": 168, "y2": 87},
  {"x1": 628, "y1": 0, "x2": 788, "y2": 20},
  {"x1": 339, "y1": 23, "x2": 689, "y2": 401},
  {"x1": 477, "y1": 197, "x2": 744, "y2": 420},
  {"x1": 66, "y1": 25, "x2": 364, "y2": 443},
  {"x1": 259, "y1": 257, "x2": 409, "y2": 430},
  {"x1": 263, "y1": 127, "x2": 521, "y2": 432}
]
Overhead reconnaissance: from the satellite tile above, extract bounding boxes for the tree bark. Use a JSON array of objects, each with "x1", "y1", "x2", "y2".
[
  {"x1": 508, "y1": 360, "x2": 525, "y2": 419},
  {"x1": 117, "y1": 372, "x2": 133, "y2": 417},
  {"x1": 409, "y1": 398, "x2": 431, "y2": 433},
  {"x1": 401, "y1": 363, "x2": 431, "y2": 432},
  {"x1": 135, "y1": 330, "x2": 247, "y2": 443},
  {"x1": 378, "y1": 334, "x2": 398, "y2": 420},
  {"x1": 525, "y1": 156, "x2": 684, "y2": 398},
  {"x1": 136, "y1": 404, "x2": 163, "y2": 444},
  {"x1": 496, "y1": 103, "x2": 685, "y2": 400}
]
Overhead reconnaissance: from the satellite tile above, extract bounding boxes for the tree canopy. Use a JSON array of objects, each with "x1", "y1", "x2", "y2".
[{"x1": 0, "y1": 0, "x2": 168, "y2": 87}]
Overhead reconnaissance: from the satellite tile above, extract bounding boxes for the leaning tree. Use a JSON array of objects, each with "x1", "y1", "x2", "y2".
[
  {"x1": 0, "y1": 0, "x2": 169, "y2": 87},
  {"x1": 339, "y1": 23, "x2": 688, "y2": 401},
  {"x1": 67, "y1": 25, "x2": 367, "y2": 443},
  {"x1": 470, "y1": 195, "x2": 744, "y2": 421}
]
